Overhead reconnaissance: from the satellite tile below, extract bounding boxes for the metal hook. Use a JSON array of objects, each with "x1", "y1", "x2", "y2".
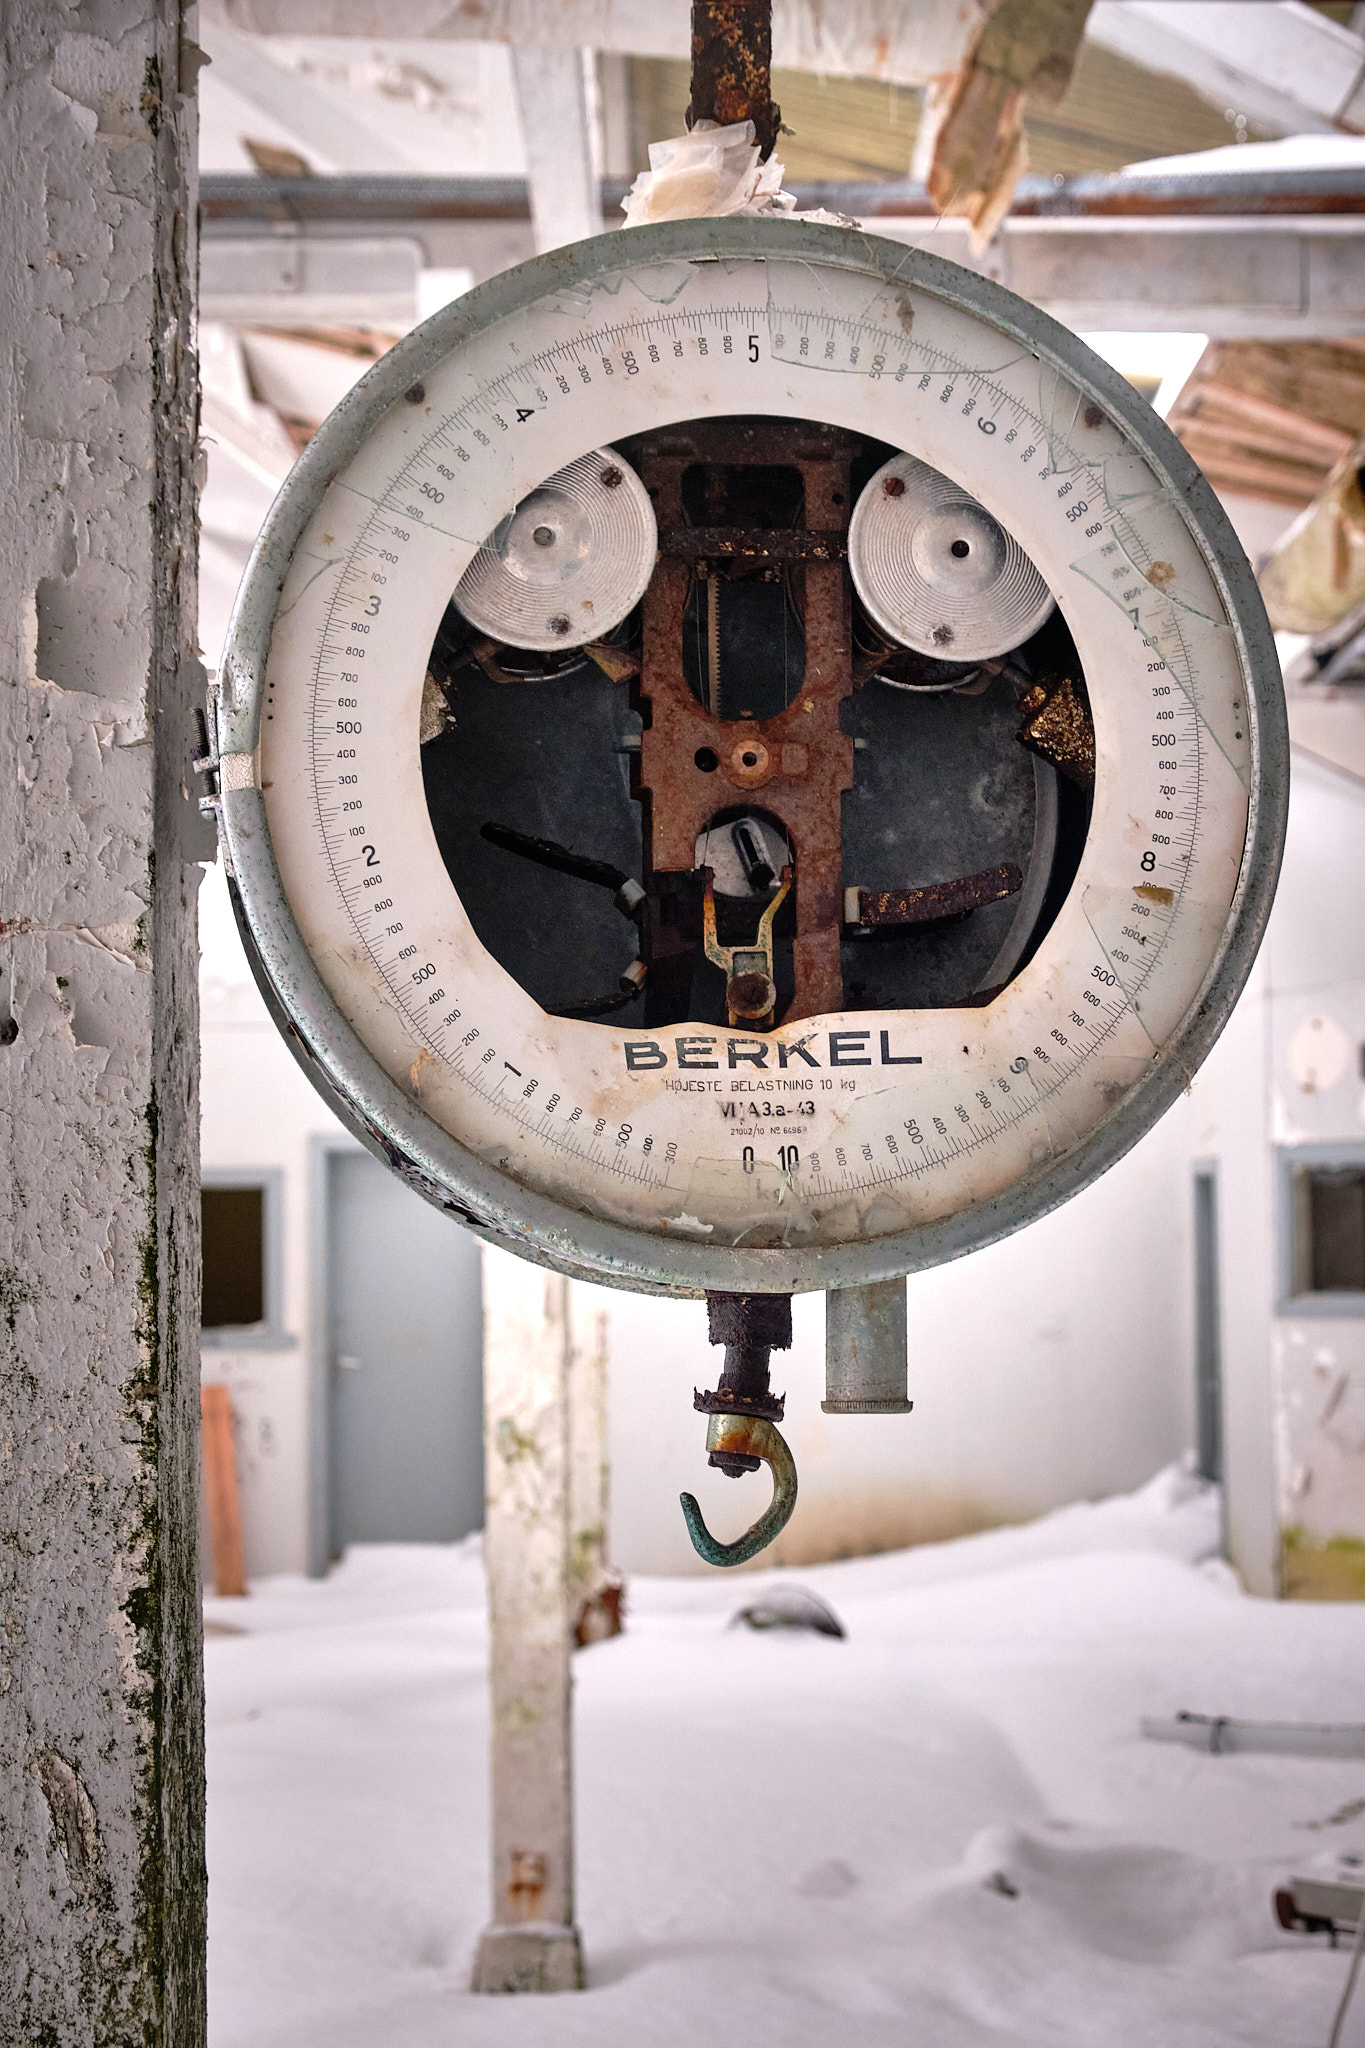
[{"x1": 680, "y1": 1410, "x2": 798, "y2": 1567}]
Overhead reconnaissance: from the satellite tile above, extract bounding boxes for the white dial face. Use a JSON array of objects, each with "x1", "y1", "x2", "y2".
[{"x1": 247, "y1": 243, "x2": 1256, "y2": 1261}]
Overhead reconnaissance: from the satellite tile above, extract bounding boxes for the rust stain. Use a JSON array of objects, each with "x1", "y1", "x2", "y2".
[
  {"x1": 1146, "y1": 560, "x2": 1176, "y2": 590},
  {"x1": 574, "y1": 1580, "x2": 624, "y2": 1647},
  {"x1": 408, "y1": 1047, "x2": 435, "y2": 1094},
  {"x1": 506, "y1": 1848, "x2": 547, "y2": 1923},
  {"x1": 1134, "y1": 883, "x2": 1174, "y2": 905}
]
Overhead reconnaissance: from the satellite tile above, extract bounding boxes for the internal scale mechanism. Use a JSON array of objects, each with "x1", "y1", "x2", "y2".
[{"x1": 203, "y1": 121, "x2": 1286, "y2": 1569}]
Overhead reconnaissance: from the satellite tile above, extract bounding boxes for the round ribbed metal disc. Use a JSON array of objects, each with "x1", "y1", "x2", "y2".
[
  {"x1": 453, "y1": 448, "x2": 656, "y2": 650},
  {"x1": 849, "y1": 452, "x2": 1055, "y2": 661}
]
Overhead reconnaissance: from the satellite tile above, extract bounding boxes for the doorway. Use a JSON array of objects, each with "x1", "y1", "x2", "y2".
[
  {"x1": 326, "y1": 1149, "x2": 484, "y2": 1550},
  {"x1": 1193, "y1": 1166, "x2": 1223, "y2": 1487}
]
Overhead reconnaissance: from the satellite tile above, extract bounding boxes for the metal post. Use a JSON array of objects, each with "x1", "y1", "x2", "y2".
[
  {"x1": 472, "y1": 1248, "x2": 584, "y2": 1994},
  {"x1": 687, "y1": 0, "x2": 782, "y2": 159}
]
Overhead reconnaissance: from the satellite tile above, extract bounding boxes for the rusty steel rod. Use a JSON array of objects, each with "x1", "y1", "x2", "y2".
[{"x1": 687, "y1": 0, "x2": 781, "y2": 160}]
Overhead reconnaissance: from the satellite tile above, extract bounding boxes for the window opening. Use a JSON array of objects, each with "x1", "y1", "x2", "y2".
[
  {"x1": 1294, "y1": 1165, "x2": 1365, "y2": 1297},
  {"x1": 202, "y1": 1185, "x2": 265, "y2": 1330}
]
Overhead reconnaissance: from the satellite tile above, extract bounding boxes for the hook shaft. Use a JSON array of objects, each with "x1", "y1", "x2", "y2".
[
  {"x1": 702, "y1": 864, "x2": 792, "y2": 1028},
  {"x1": 680, "y1": 1412, "x2": 798, "y2": 1567}
]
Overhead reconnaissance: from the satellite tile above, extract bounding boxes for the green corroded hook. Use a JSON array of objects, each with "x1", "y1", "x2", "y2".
[{"x1": 680, "y1": 1411, "x2": 799, "y2": 1567}]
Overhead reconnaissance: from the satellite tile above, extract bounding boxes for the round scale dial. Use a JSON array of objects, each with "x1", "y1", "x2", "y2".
[{"x1": 215, "y1": 220, "x2": 1286, "y2": 1297}]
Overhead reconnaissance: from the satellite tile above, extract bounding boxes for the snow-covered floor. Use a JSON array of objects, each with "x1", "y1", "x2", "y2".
[{"x1": 205, "y1": 1467, "x2": 1365, "y2": 2046}]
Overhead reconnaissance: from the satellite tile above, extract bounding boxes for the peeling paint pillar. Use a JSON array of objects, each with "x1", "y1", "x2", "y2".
[
  {"x1": 0, "y1": 7, "x2": 207, "y2": 2044},
  {"x1": 473, "y1": 1248, "x2": 584, "y2": 1994}
]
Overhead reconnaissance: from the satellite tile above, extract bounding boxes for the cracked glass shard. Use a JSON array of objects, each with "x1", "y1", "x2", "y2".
[
  {"x1": 1097, "y1": 453, "x2": 1162, "y2": 514},
  {"x1": 615, "y1": 263, "x2": 697, "y2": 307},
  {"x1": 1081, "y1": 888, "x2": 1158, "y2": 1044},
  {"x1": 276, "y1": 553, "x2": 341, "y2": 620},
  {"x1": 1069, "y1": 534, "x2": 1246, "y2": 790}
]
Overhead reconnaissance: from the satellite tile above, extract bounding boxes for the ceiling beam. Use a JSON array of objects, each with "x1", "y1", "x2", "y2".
[
  {"x1": 1087, "y1": 2, "x2": 1365, "y2": 139},
  {"x1": 202, "y1": 0, "x2": 1365, "y2": 138},
  {"x1": 198, "y1": 169, "x2": 1365, "y2": 338},
  {"x1": 204, "y1": 18, "x2": 412, "y2": 171}
]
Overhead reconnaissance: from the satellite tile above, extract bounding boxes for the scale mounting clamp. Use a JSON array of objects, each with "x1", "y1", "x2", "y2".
[{"x1": 209, "y1": 217, "x2": 1287, "y2": 1308}]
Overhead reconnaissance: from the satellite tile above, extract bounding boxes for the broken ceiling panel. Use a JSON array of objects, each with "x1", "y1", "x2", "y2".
[
  {"x1": 926, "y1": 0, "x2": 1096, "y2": 246},
  {"x1": 1167, "y1": 341, "x2": 1365, "y2": 507},
  {"x1": 626, "y1": 35, "x2": 1267, "y2": 186}
]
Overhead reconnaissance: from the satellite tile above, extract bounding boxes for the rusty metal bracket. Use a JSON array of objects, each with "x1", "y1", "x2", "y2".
[
  {"x1": 702, "y1": 863, "x2": 790, "y2": 1025},
  {"x1": 635, "y1": 417, "x2": 857, "y2": 1022},
  {"x1": 1015, "y1": 673, "x2": 1096, "y2": 788},
  {"x1": 658, "y1": 527, "x2": 848, "y2": 563},
  {"x1": 844, "y1": 864, "x2": 1024, "y2": 930}
]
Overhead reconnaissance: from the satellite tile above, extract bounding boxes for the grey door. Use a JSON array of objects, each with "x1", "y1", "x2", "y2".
[{"x1": 328, "y1": 1150, "x2": 483, "y2": 1547}]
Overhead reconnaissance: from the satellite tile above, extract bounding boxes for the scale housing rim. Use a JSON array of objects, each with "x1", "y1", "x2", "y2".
[{"x1": 213, "y1": 214, "x2": 1288, "y2": 1300}]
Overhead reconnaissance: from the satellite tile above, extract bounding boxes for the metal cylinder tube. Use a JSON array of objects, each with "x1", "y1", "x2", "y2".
[{"x1": 823, "y1": 1281, "x2": 913, "y2": 1414}]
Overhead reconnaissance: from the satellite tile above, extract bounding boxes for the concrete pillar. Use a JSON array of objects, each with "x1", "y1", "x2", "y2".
[
  {"x1": 595, "y1": 51, "x2": 637, "y2": 179},
  {"x1": 0, "y1": 7, "x2": 206, "y2": 2042},
  {"x1": 510, "y1": 46, "x2": 603, "y2": 254},
  {"x1": 473, "y1": 1248, "x2": 584, "y2": 1994}
]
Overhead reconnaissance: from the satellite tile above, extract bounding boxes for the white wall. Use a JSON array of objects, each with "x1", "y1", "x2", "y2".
[
  {"x1": 200, "y1": 870, "x2": 351, "y2": 1579},
  {"x1": 1186, "y1": 751, "x2": 1365, "y2": 1596},
  {"x1": 1184, "y1": 951, "x2": 1276, "y2": 1591},
  {"x1": 1266, "y1": 756, "x2": 1365, "y2": 1583},
  {"x1": 588, "y1": 1092, "x2": 1194, "y2": 1576}
]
